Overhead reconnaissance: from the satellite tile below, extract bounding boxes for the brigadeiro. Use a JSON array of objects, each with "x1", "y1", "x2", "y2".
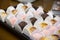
[
  {"x1": 30, "y1": 17, "x2": 37, "y2": 25},
  {"x1": 14, "y1": 19, "x2": 31, "y2": 32},
  {"x1": 19, "y1": 21, "x2": 27, "y2": 30}
]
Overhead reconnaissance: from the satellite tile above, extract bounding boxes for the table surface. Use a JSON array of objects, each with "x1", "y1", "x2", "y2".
[{"x1": 0, "y1": 0, "x2": 54, "y2": 40}]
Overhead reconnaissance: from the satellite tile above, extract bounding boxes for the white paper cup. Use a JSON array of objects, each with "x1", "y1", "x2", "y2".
[
  {"x1": 6, "y1": 14, "x2": 17, "y2": 28},
  {"x1": 22, "y1": 23, "x2": 37, "y2": 36},
  {"x1": 30, "y1": 29, "x2": 43, "y2": 40},
  {"x1": 0, "y1": 9, "x2": 7, "y2": 22},
  {"x1": 14, "y1": 19, "x2": 31, "y2": 33}
]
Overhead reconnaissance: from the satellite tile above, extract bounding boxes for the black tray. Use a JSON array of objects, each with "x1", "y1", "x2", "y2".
[{"x1": 0, "y1": 21, "x2": 31, "y2": 40}]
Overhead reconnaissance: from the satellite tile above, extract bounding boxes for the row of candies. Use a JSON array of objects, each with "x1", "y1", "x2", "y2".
[
  {"x1": 22, "y1": 11, "x2": 60, "y2": 40},
  {"x1": 0, "y1": 3, "x2": 60, "y2": 40}
]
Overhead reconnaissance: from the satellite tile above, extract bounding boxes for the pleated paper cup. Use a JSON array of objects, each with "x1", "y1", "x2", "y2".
[
  {"x1": 22, "y1": 23, "x2": 37, "y2": 37},
  {"x1": 6, "y1": 14, "x2": 17, "y2": 28},
  {"x1": 30, "y1": 29, "x2": 43, "y2": 40},
  {"x1": 14, "y1": 19, "x2": 31, "y2": 33},
  {"x1": 0, "y1": 9, "x2": 7, "y2": 22}
]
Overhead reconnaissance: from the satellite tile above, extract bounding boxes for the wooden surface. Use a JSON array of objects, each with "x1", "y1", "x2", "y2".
[{"x1": 0, "y1": 0, "x2": 55, "y2": 40}]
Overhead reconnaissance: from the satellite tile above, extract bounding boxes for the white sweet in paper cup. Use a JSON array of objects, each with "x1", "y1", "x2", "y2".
[
  {"x1": 45, "y1": 16, "x2": 60, "y2": 35},
  {"x1": 16, "y1": 3, "x2": 24, "y2": 9},
  {"x1": 31, "y1": 30, "x2": 51, "y2": 40},
  {"x1": 0, "y1": 9, "x2": 7, "y2": 22},
  {"x1": 16, "y1": 11, "x2": 26, "y2": 20},
  {"x1": 34, "y1": 16, "x2": 51, "y2": 31},
  {"x1": 16, "y1": 3, "x2": 24, "y2": 12},
  {"x1": 30, "y1": 29, "x2": 43, "y2": 40},
  {"x1": 45, "y1": 15, "x2": 60, "y2": 26},
  {"x1": 26, "y1": 10, "x2": 34, "y2": 21},
  {"x1": 16, "y1": 10, "x2": 33, "y2": 24},
  {"x1": 22, "y1": 23, "x2": 37, "y2": 37},
  {"x1": 16, "y1": 3, "x2": 31, "y2": 13},
  {"x1": 14, "y1": 18, "x2": 32, "y2": 32},
  {"x1": 6, "y1": 6, "x2": 18, "y2": 16},
  {"x1": 26, "y1": 9, "x2": 44, "y2": 25},
  {"x1": 14, "y1": 20, "x2": 22, "y2": 32},
  {"x1": 26, "y1": 7, "x2": 34, "y2": 18},
  {"x1": 6, "y1": 14, "x2": 17, "y2": 28},
  {"x1": 34, "y1": 17, "x2": 43, "y2": 31}
]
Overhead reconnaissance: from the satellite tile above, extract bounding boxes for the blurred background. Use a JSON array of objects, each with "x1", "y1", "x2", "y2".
[
  {"x1": 0, "y1": 0, "x2": 55, "y2": 12},
  {"x1": 0, "y1": 0, "x2": 55, "y2": 40}
]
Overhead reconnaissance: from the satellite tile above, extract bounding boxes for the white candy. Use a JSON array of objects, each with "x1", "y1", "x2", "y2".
[
  {"x1": 14, "y1": 20, "x2": 23, "y2": 32},
  {"x1": 6, "y1": 6, "x2": 15, "y2": 14},
  {"x1": 45, "y1": 16, "x2": 60, "y2": 26},
  {"x1": 16, "y1": 3, "x2": 31, "y2": 13},
  {"x1": 6, "y1": 14, "x2": 17, "y2": 28},
  {"x1": 34, "y1": 16, "x2": 51, "y2": 31},
  {"x1": 22, "y1": 23, "x2": 36, "y2": 36},
  {"x1": 30, "y1": 30, "x2": 43, "y2": 40},
  {"x1": 0, "y1": 9, "x2": 7, "y2": 22},
  {"x1": 16, "y1": 3, "x2": 24, "y2": 11},
  {"x1": 16, "y1": 12, "x2": 27, "y2": 21}
]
